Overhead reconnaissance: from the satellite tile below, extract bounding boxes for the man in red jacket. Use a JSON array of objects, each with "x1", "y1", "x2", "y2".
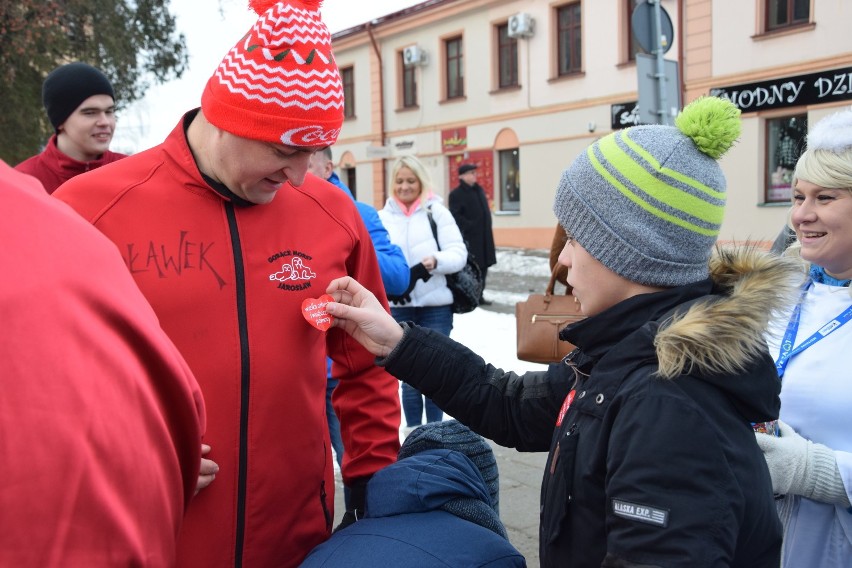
[
  {"x1": 15, "y1": 62, "x2": 126, "y2": 193},
  {"x1": 0, "y1": 161, "x2": 204, "y2": 566},
  {"x1": 54, "y1": 1, "x2": 401, "y2": 566}
]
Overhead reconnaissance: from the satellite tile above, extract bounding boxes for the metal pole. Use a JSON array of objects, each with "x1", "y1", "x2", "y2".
[{"x1": 651, "y1": 0, "x2": 670, "y2": 125}]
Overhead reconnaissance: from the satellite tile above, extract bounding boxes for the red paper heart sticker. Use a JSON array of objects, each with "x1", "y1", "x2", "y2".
[{"x1": 301, "y1": 294, "x2": 335, "y2": 332}]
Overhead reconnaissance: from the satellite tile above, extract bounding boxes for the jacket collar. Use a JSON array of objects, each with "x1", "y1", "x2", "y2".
[
  {"x1": 44, "y1": 134, "x2": 110, "y2": 177},
  {"x1": 560, "y1": 280, "x2": 712, "y2": 367},
  {"x1": 179, "y1": 110, "x2": 255, "y2": 208},
  {"x1": 561, "y1": 247, "x2": 803, "y2": 380},
  {"x1": 558, "y1": 247, "x2": 804, "y2": 421}
]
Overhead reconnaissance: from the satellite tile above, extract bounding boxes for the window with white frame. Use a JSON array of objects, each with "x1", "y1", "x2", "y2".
[
  {"x1": 341, "y1": 66, "x2": 355, "y2": 119},
  {"x1": 766, "y1": 0, "x2": 810, "y2": 32},
  {"x1": 556, "y1": 2, "x2": 582, "y2": 76},
  {"x1": 445, "y1": 36, "x2": 464, "y2": 99},
  {"x1": 625, "y1": 0, "x2": 644, "y2": 62},
  {"x1": 401, "y1": 52, "x2": 417, "y2": 108},
  {"x1": 497, "y1": 23, "x2": 518, "y2": 89}
]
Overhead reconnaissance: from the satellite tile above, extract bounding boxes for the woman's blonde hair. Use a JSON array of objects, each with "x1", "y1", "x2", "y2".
[
  {"x1": 793, "y1": 146, "x2": 852, "y2": 191},
  {"x1": 389, "y1": 155, "x2": 434, "y2": 197}
]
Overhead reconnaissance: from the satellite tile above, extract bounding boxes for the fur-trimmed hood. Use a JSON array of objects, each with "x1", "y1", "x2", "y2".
[
  {"x1": 562, "y1": 245, "x2": 805, "y2": 381},
  {"x1": 654, "y1": 245, "x2": 805, "y2": 379}
]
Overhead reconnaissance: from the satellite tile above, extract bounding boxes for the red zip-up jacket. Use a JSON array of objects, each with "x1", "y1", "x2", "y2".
[
  {"x1": 15, "y1": 133, "x2": 126, "y2": 194},
  {"x1": 54, "y1": 112, "x2": 401, "y2": 568},
  {"x1": 1, "y1": 161, "x2": 204, "y2": 566}
]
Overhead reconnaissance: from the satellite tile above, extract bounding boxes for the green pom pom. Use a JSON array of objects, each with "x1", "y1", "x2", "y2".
[{"x1": 675, "y1": 96, "x2": 742, "y2": 159}]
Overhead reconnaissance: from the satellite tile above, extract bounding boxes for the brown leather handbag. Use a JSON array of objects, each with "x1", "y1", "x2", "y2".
[{"x1": 515, "y1": 264, "x2": 585, "y2": 364}]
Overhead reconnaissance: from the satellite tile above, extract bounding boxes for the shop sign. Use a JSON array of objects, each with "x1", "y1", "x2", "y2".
[
  {"x1": 441, "y1": 127, "x2": 467, "y2": 153},
  {"x1": 611, "y1": 101, "x2": 644, "y2": 130},
  {"x1": 710, "y1": 66, "x2": 852, "y2": 113}
]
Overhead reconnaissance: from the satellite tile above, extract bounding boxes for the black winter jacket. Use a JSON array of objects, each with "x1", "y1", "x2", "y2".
[
  {"x1": 448, "y1": 181, "x2": 496, "y2": 270},
  {"x1": 379, "y1": 248, "x2": 801, "y2": 567}
]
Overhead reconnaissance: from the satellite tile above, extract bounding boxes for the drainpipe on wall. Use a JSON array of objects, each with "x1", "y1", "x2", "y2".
[{"x1": 365, "y1": 22, "x2": 387, "y2": 203}]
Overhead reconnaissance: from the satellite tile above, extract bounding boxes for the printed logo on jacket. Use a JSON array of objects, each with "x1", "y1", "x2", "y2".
[{"x1": 268, "y1": 248, "x2": 317, "y2": 291}]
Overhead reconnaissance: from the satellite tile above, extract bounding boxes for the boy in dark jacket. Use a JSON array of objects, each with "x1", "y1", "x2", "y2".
[{"x1": 324, "y1": 97, "x2": 805, "y2": 567}]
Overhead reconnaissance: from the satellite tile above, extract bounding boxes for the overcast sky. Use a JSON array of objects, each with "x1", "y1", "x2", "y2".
[{"x1": 112, "y1": 0, "x2": 422, "y2": 153}]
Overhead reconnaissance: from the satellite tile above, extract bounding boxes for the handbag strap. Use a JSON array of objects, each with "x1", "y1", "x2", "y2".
[
  {"x1": 547, "y1": 263, "x2": 572, "y2": 296},
  {"x1": 426, "y1": 205, "x2": 442, "y2": 251}
]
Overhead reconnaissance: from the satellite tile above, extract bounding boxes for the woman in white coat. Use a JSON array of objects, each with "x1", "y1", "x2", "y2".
[
  {"x1": 378, "y1": 156, "x2": 467, "y2": 429},
  {"x1": 757, "y1": 107, "x2": 852, "y2": 567}
]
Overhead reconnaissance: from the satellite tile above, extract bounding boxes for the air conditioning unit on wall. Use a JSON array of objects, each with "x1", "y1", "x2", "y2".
[
  {"x1": 403, "y1": 45, "x2": 427, "y2": 67},
  {"x1": 508, "y1": 12, "x2": 535, "y2": 39}
]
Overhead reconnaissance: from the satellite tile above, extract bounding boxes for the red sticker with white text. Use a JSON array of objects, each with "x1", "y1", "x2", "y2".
[{"x1": 301, "y1": 294, "x2": 335, "y2": 332}]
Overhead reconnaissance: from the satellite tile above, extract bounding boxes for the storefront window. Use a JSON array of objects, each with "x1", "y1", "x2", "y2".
[
  {"x1": 498, "y1": 148, "x2": 520, "y2": 212},
  {"x1": 765, "y1": 114, "x2": 807, "y2": 203}
]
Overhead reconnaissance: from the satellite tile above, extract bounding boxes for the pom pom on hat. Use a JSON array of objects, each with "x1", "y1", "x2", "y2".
[
  {"x1": 675, "y1": 96, "x2": 742, "y2": 159},
  {"x1": 202, "y1": 0, "x2": 343, "y2": 147},
  {"x1": 553, "y1": 96, "x2": 741, "y2": 287},
  {"x1": 249, "y1": 0, "x2": 319, "y2": 12}
]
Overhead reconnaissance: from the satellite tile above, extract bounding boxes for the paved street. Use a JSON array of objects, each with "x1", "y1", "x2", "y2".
[{"x1": 489, "y1": 442, "x2": 548, "y2": 562}]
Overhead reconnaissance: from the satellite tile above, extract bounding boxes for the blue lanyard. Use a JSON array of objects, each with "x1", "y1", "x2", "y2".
[{"x1": 775, "y1": 282, "x2": 852, "y2": 377}]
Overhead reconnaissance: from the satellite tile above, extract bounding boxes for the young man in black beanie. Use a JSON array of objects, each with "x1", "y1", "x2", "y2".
[{"x1": 16, "y1": 62, "x2": 126, "y2": 194}]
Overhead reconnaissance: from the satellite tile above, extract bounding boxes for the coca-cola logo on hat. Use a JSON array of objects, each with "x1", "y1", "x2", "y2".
[{"x1": 280, "y1": 125, "x2": 342, "y2": 147}]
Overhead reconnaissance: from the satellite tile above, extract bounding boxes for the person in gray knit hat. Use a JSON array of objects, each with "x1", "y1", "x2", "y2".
[
  {"x1": 323, "y1": 95, "x2": 809, "y2": 566},
  {"x1": 15, "y1": 62, "x2": 126, "y2": 194},
  {"x1": 300, "y1": 420, "x2": 525, "y2": 567},
  {"x1": 553, "y1": 100, "x2": 730, "y2": 288}
]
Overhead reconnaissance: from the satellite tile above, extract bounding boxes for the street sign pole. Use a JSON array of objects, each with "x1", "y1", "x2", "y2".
[
  {"x1": 633, "y1": 1, "x2": 680, "y2": 125},
  {"x1": 651, "y1": 0, "x2": 671, "y2": 125}
]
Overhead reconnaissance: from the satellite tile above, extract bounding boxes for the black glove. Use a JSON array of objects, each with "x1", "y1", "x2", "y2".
[
  {"x1": 387, "y1": 292, "x2": 412, "y2": 305},
  {"x1": 409, "y1": 262, "x2": 432, "y2": 284},
  {"x1": 334, "y1": 476, "x2": 369, "y2": 532},
  {"x1": 387, "y1": 263, "x2": 432, "y2": 306}
]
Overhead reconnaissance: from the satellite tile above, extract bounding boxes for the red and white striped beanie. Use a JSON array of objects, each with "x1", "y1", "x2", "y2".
[{"x1": 201, "y1": 0, "x2": 343, "y2": 147}]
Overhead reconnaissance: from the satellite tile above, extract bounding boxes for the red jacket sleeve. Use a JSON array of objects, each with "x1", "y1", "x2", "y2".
[{"x1": 328, "y1": 209, "x2": 401, "y2": 485}]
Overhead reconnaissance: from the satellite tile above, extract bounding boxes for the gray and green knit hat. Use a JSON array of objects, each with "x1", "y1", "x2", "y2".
[{"x1": 553, "y1": 96, "x2": 741, "y2": 287}]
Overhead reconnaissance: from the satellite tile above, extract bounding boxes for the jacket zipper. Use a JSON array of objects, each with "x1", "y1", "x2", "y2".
[
  {"x1": 226, "y1": 203, "x2": 251, "y2": 568},
  {"x1": 531, "y1": 314, "x2": 579, "y2": 323}
]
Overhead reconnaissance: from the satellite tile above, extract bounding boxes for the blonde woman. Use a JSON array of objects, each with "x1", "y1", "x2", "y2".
[
  {"x1": 378, "y1": 156, "x2": 467, "y2": 429},
  {"x1": 757, "y1": 108, "x2": 852, "y2": 567}
]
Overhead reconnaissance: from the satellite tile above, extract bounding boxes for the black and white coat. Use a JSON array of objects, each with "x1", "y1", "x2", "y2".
[{"x1": 379, "y1": 194, "x2": 467, "y2": 308}]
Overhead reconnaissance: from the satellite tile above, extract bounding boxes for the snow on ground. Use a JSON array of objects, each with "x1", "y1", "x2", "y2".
[{"x1": 451, "y1": 309, "x2": 549, "y2": 374}]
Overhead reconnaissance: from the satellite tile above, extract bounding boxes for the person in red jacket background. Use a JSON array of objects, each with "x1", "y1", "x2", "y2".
[
  {"x1": 15, "y1": 62, "x2": 126, "y2": 193},
  {"x1": 53, "y1": 1, "x2": 401, "y2": 566},
  {"x1": 0, "y1": 161, "x2": 204, "y2": 566}
]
